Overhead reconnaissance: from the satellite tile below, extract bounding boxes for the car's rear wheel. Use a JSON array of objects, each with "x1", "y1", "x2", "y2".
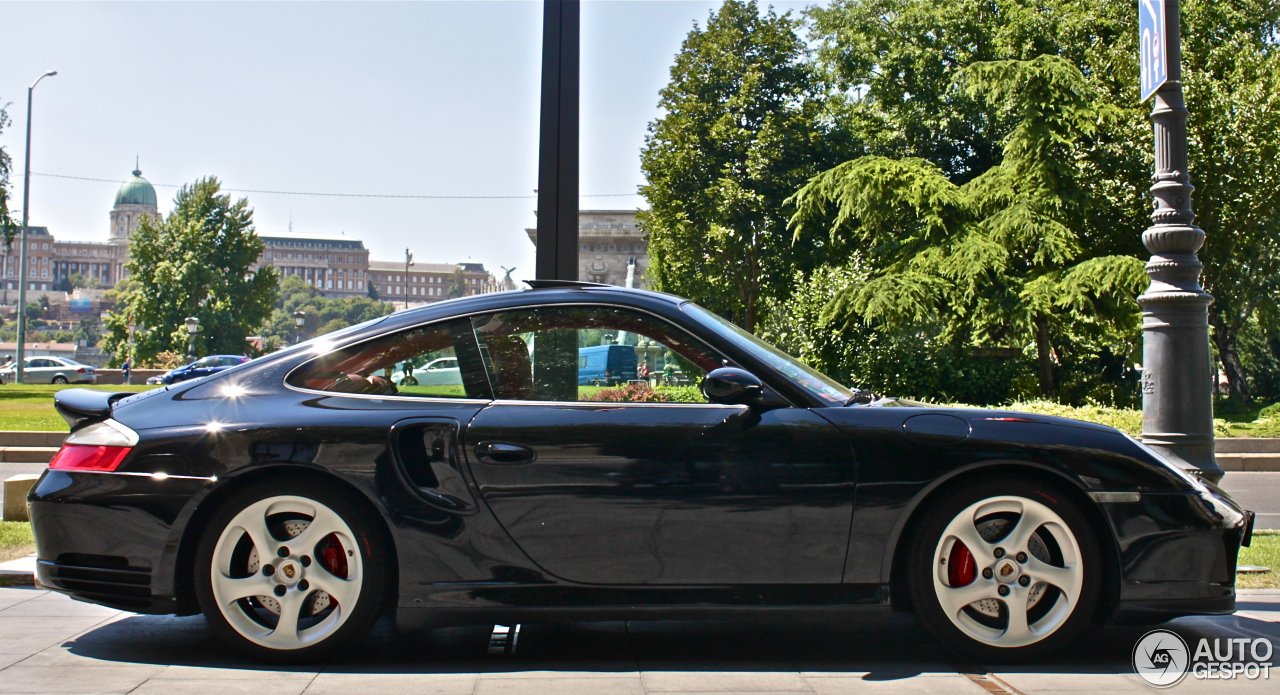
[
  {"x1": 907, "y1": 478, "x2": 1100, "y2": 662},
  {"x1": 195, "y1": 479, "x2": 389, "y2": 661},
  {"x1": 52, "y1": 375, "x2": 68, "y2": 384}
]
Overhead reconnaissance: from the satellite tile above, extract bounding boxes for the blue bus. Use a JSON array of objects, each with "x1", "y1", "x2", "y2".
[{"x1": 578, "y1": 344, "x2": 638, "y2": 386}]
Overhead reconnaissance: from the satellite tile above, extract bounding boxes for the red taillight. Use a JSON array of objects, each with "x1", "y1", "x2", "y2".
[
  {"x1": 77, "y1": 368, "x2": 87, "y2": 373},
  {"x1": 48, "y1": 444, "x2": 132, "y2": 472}
]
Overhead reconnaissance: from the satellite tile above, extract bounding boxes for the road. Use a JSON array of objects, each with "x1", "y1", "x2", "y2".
[
  {"x1": 1221, "y1": 472, "x2": 1280, "y2": 530},
  {"x1": 0, "y1": 586, "x2": 1276, "y2": 694}
]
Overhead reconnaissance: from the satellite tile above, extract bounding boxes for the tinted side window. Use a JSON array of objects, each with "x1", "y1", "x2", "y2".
[
  {"x1": 470, "y1": 306, "x2": 720, "y2": 403},
  {"x1": 287, "y1": 319, "x2": 490, "y2": 399}
]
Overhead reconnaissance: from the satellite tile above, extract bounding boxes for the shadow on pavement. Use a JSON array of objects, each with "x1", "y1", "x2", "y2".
[{"x1": 53, "y1": 606, "x2": 1279, "y2": 683}]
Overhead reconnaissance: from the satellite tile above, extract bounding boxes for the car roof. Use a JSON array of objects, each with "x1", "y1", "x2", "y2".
[{"x1": 383, "y1": 284, "x2": 687, "y2": 326}]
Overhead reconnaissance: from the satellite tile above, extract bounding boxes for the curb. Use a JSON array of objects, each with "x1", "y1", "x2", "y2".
[{"x1": 0, "y1": 555, "x2": 36, "y2": 587}]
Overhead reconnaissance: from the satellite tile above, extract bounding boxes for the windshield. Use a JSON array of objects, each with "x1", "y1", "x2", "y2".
[{"x1": 682, "y1": 303, "x2": 853, "y2": 405}]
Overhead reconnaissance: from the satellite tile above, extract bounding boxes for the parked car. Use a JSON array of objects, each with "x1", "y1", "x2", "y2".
[
  {"x1": 577, "y1": 344, "x2": 637, "y2": 385},
  {"x1": 147, "y1": 355, "x2": 249, "y2": 385},
  {"x1": 0, "y1": 356, "x2": 97, "y2": 384},
  {"x1": 390, "y1": 356, "x2": 461, "y2": 387},
  {"x1": 30, "y1": 281, "x2": 1253, "y2": 663}
]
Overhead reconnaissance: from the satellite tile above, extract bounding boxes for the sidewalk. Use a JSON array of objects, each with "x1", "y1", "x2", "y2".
[{"x1": 0, "y1": 586, "x2": 1274, "y2": 695}]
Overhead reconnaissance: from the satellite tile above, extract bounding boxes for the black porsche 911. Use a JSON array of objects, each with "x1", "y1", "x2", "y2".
[{"x1": 30, "y1": 281, "x2": 1253, "y2": 662}]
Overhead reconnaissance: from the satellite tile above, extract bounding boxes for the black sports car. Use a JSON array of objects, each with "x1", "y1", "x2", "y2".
[{"x1": 30, "y1": 281, "x2": 1253, "y2": 662}]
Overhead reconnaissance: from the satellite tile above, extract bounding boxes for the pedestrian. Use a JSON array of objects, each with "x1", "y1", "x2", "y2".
[{"x1": 121, "y1": 359, "x2": 131, "y2": 386}]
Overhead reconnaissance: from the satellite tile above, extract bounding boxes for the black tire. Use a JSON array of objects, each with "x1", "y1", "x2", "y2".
[
  {"x1": 51, "y1": 376, "x2": 68, "y2": 384},
  {"x1": 906, "y1": 478, "x2": 1101, "y2": 663},
  {"x1": 194, "y1": 478, "x2": 390, "y2": 662}
]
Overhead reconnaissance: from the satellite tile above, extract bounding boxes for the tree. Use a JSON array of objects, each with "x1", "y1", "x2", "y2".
[
  {"x1": 639, "y1": 0, "x2": 845, "y2": 332},
  {"x1": 806, "y1": 0, "x2": 1280, "y2": 399},
  {"x1": 258, "y1": 275, "x2": 393, "y2": 345},
  {"x1": 446, "y1": 267, "x2": 467, "y2": 299},
  {"x1": 367, "y1": 281, "x2": 379, "y2": 301},
  {"x1": 0, "y1": 101, "x2": 15, "y2": 245},
  {"x1": 101, "y1": 177, "x2": 279, "y2": 365},
  {"x1": 791, "y1": 56, "x2": 1145, "y2": 398}
]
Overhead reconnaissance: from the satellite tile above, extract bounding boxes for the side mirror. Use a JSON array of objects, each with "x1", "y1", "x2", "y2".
[{"x1": 702, "y1": 367, "x2": 764, "y2": 406}]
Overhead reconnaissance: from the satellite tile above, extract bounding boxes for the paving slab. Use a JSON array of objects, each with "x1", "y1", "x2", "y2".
[
  {"x1": 0, "y1": 664, "x2": 164, "y2": 694},
  {"x1": 804, "y1": 673, "x2": 980, "y2": 694},
  {"x1": 0, "y1": 586, "x2": 1273, "y2": 694},
  {"x1": 474, "y1": 676, "x2": 647, "y2": 695},
  {"x1": 129, "y1": 677, "x2": 315, "y2": 695},
  {"x1": 641, "y1": 671, "x2": 813, "y2": 692},
  {"x1": 303, "y1": 672, "x2": 479, "y2": 695}
]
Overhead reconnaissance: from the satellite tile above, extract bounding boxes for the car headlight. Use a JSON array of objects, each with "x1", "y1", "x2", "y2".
[{"x1": 1125, "y1": 434, "x2": 1210, "y2": 492}]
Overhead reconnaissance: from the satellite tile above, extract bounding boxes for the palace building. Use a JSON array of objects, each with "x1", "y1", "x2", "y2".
[
  {"x1": 525, "y1": 210, "x2": 648, "y2": 288},
  {"x1": 1, "y1": 166, "x2": 494, "y2": 300}
]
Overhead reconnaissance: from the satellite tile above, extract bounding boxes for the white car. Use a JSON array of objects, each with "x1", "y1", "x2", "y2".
[
  {"x1": 391, "y1": 356, "x2": 462, "y2": 386},
  {"x1": 0, "y1": 356, "x2": 98, "y2": 384}
]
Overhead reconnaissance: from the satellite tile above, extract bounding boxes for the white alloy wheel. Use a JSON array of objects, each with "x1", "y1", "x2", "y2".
[
  {"x1": 208, "y1": 495, "x2": 364, "y2": 651},
  {"x1": 931, "y1": 495, "x2": 1084, "y2": 649}
]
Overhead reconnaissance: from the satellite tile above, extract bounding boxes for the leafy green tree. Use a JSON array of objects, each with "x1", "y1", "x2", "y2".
[
  {"x1": 639, "y1": 0, "x2": 845, "y2": 332},
  {"x1": 367, "y1": 281, "x2": 380, "y2": 301},
  {"x1": 806, "y1": 0, "x2": 1280, "y2": 399},
  {"x1": 101, "y1": 177, "x2": 279, "y2": 365},
  {"x1": 0, "y1": 102, "x2": 15, "y2": 245},
  {"x1": 258, "y1": 275, "x2": 393, "y2": 346},
  {"x1": 446, "y1": 267, "x2": 467, "y2": 299},
  {"x1": 791, "y1": 56, "x2": 1145, "y2": 398}
]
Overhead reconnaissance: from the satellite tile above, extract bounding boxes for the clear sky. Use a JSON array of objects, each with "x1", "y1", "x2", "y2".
[{"x1": 1, "y1": 0, "x2": 821, "y2": 282}]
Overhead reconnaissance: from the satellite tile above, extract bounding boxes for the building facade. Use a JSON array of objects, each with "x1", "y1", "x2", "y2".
[
  {"x1": 525, "y1": 210, "x2": 648, "y2": 288},
  {"x1": 368, "y1": 261, "x2": 494, "y2": 305},
  {"x1": 255, "y1": 233, "x2": 371, "y2": 298},
  {"x1": 1, "y1": 166, "x2": 494, "y2": 301}
]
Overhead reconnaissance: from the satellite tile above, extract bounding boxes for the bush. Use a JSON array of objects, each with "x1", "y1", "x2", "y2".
[
  {"x1": 141, "y1": 350, "x2": 189, "y2": 370},
  {"x1": 580, "y1": 383, "x2": 707, "y2": 403},
  {"x1": 583, "y1": 383, "x2": 672, "y2": 402}
]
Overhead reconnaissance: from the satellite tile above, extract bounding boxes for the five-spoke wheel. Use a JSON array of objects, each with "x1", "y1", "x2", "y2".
[
  {"x1": 909, "y1": 479, "x2": 1100, "y2": 661},
  {"x1": 195, "y1": 480, "x2": 388, "y2": 661}
]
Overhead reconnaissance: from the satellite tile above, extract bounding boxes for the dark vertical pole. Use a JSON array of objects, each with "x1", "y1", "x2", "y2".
[
  {"x1": 1138, "y1": 0, "x2": 1220, "y2": 482},
  {"x1": 536, "y1": 0, "x2": 579, "y2": 281}
]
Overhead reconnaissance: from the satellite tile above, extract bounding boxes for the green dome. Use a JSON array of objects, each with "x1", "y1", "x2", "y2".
[{"x1": 115, "y1": 169, "x2": 157, "y2": 207}]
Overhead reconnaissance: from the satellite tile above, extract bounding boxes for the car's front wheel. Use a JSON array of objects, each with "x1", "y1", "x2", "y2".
[
  {"x1": 194, "y1": 479, "x2": 389, "y2": 661},
  {"x1": 907, "y1": 478, "x2": 1101, "y2": 662}
]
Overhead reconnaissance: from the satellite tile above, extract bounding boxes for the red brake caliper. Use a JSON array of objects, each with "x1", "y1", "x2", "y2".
[
  {"x1": 947, "y1": 541, "x2": 976, "y2": 587},
  {"x1": 319, "y1": 534, "x2": 349, "y2": 588}
]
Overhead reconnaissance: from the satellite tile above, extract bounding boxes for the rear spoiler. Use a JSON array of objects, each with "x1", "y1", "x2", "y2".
[{"x1": 54, "y1": 388, "x2": 132, "y2": 431}]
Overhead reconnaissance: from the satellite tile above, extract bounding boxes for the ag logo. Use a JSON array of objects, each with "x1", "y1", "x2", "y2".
[{"x1": 1134, "y1": 629, "x2": 1190, "y2": 688}]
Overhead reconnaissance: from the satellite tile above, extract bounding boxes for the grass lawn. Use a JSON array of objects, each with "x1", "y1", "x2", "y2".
[
  {"x1": 0, "y1": 384, "x2": 154, "y2": 431},
  {"x1": 0, "y1": 521, "x2": 34, "y2": 563},
  {"x1": 1238, "y1": 530, "x2": 1280, "y2": 589}
]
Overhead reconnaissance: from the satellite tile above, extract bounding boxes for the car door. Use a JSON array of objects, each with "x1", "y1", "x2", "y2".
[
  {"x1": 460, "y1": 304, "x2": 854, "y2": 586},
  {"x1": 28, "y1": 359, "x2": 55, "y2": 383},
  {"x1": 283, "y1": 318, "x2": 498, "y2": 570}
]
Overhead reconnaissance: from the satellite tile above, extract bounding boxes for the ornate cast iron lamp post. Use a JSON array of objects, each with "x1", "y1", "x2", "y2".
[{"x1": 1138, "y1": 0, "x2": 1221, "y2": 481}]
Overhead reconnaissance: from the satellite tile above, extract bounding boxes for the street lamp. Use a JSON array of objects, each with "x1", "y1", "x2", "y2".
[
  {"x1": 184, "y1": 317, "x2": 201, "y2": 362},
  {"x1": 293, "y1": 310, "x2": 306, "y2": 344},
  {"x1": 1137, "y1": 0, "x2": 1220, "y2": 482},
  {"x1": 15, "y1": 69, "x2": 58, "y2": 385}
]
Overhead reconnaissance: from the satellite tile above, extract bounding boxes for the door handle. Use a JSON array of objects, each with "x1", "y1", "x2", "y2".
[{"x1": 476, "y1": 441, "x2": 536, "y2": 465}]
